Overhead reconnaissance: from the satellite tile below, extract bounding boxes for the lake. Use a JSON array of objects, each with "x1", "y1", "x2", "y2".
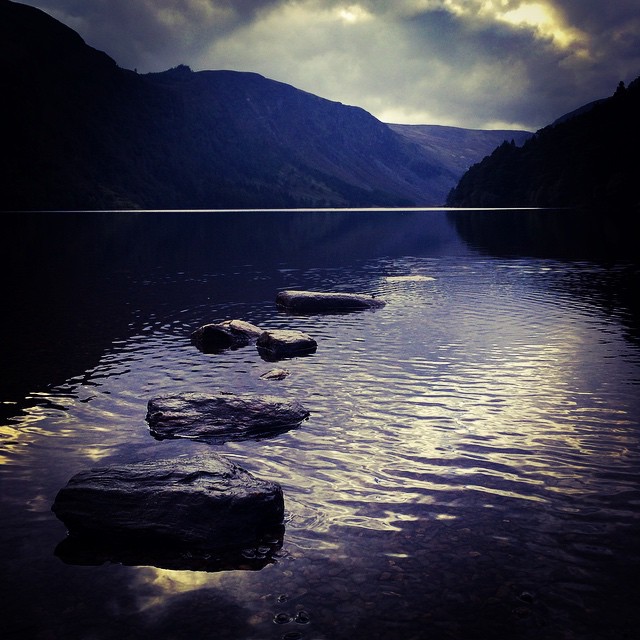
[{"x1": 1, "y1": 209, "x2": 639, "y2": 640}]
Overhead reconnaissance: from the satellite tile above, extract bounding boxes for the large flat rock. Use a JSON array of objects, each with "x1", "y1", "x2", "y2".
[
  {"x1": 146, "y1": 392, "x2": 310, "y2": 443},
  {"x1": 276, "y1": 290, "x2": 386, "y2": 313},
  {"x1": 51, "y1": 456, "x2": 284, "y2": 570}
]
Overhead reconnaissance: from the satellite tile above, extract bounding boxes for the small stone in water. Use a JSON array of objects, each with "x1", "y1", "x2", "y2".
[
  {"x1": 385, "y1": 275, "x2": 435, "y2": 282},
  {"x1": 261, "y1": 368, "x2": 291, "y2": 380},
  {"x1": 274, "y1": 612, "x2": 292, "y2": 625},
  {"x1": 277, "y1": 594, "x2": 288, "y2": 603},
  {"x1": 294, "y1": 610, "x2": 311, "y2": 624}
]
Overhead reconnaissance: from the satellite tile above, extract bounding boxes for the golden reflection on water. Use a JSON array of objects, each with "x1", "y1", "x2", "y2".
[
  {"x1": 280, "y1": 267, "x2": 640, "y2": 530},
  {"x1": 132, "y1": 566, "x2": 222, "y2": 611},
  {"x1": 0, "y1": 425, "x2": 22, "y2": 464},
  {"x1": 0, "y1": 391, "x2": 133, "y2": 467}
]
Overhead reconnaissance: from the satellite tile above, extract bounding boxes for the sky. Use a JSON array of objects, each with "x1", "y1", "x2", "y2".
[{"x1": 27, "y1": 0, "x2": 640, "y2": 131}]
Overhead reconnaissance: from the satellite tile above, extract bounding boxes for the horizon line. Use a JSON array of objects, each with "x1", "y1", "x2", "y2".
[{"x1": 7, "y1": 206, "x2": 544, "y2": 214}]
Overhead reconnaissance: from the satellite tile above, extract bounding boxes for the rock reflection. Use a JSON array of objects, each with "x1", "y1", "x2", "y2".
[{"x1": 55, "y1": 524, "x2": 284, "y2": 573}]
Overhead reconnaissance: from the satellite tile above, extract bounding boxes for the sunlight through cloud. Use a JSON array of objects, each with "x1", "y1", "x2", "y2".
[
  {"x1": 337, "y1": 4, "x2": 373, "y2": 23},
  {"x1": 498, "y1": 2, "x2": 587, "y2": 51},
  {"x1": 413, "y1": 0, "x2": 588, "y2": 52}
]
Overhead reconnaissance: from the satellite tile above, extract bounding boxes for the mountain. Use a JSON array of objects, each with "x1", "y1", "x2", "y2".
[
  {"x1": 1, "y1": 0, "x2": 529, "y2": 210},
  {"x1": 389, "y1": 124, "x2": 531, "y2": 179},
  {"x1": 548, "y1": 99, "x2": 604, "y2": 126},
  {"x1": 446, "y1": 79, "x2": 640, "y2": 208}
]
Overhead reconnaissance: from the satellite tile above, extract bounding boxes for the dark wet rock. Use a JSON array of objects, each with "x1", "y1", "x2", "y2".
[
  {"x1": 276, "y1": 290, "x2": 385, "y2": 313},
  {"x1": 294, "y1": 610, "x2": 311, "y2": 624},
  {"x1": 260, "y1": 368, "x2": 291, "y2": 380},
  {"x1": 256, "y1": 329, "x2": 317, "y2": 361},
  {"x1": 518, "y1": 591, "x2": 535, "y2": 604},
  {"x1": 146, "y1": 392, "x2": 310, "y2": 443},
  {"x1": 190, "y1": 319, "x2": 263, "y2": 353},
  {"x1": 51, "y1": 456, "x2": 285, "y2": 570},
  {"x1": 274, "y1": 612, "x2": 293, "y2": 625}
]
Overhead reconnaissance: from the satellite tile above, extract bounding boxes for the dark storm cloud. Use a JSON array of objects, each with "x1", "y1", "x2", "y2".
[
  {"x1": 25, "y1": 1, "x2": 640, "y2": 129},
  {"x1": 398, "y1": 9, "x2": 560, "y2": 126},
  {"x1": 554, "y1": 0, "x2": 640, "y2": 72},
  {"x1": 29, "y1": 0, "x2": 282, "y2": 71}
]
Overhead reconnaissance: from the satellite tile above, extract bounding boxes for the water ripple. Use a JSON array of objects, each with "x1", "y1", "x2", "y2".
[{"x1": 2, "y1": 252, "x2": 639, "y2": 639}]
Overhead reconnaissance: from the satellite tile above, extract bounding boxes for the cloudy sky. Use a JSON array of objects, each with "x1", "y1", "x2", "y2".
[{"x1": 28, "y1": 0, "x2": 640, "y2": 130}]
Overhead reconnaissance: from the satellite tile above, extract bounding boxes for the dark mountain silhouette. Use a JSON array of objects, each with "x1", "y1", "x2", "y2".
[
  {"x1": 447, "y1": 78, "x2": 640, "y2": 208},
  {"x1": 1, "y1": 0, "x2": 529, "y2": 210},
  {"x1": 548, "y1": 99, "x2": 605, "y2": 126}
]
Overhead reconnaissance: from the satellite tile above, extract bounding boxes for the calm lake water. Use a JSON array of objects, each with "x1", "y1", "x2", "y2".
[{"x1": 1, "y1": 209, "x2": 639, "y2": 640}]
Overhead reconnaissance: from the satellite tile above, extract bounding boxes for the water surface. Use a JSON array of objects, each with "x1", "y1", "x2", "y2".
[{"x1": 1, "y1": 209, "x2": 639, "y2": 639}]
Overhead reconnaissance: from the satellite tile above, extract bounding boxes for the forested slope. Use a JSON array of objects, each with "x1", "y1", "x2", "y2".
[{"x1": 447, "y1": 78, "x2": 640, "y2": 208}]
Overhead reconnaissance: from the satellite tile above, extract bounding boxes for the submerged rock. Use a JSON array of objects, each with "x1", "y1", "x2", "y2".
[
  {"x1": 191, "y1": 319, "x2": 263, "y2": 353},
  {"x1": 146, "y1": 392, "x2": 310, "y2": 443},
  {"x1": 256, "y1": 329, "x2": 317, "y2": 360},
  {"x1": 276, "y1": 290, "x2": 385, "y2": 313},
  {"x1": 51, "y1": 456, "x2": 285, "y2": 569},
  {"x1": 260, "y1": 368, "x2": 291, "y2": 380},
  {"x1": 384, "y1": 275, "x2": 435, "y2": 282}
]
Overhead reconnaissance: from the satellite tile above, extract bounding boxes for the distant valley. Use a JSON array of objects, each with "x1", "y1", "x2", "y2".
[{"x1": 390, "y1": 124, "x2": 532, "y2": 184}]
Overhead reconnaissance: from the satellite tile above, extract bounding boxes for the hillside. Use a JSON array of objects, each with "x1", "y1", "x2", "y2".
[
  {"x1": 447, "y1": 78, "x2": 640, "y2": 208},
  {"x1": 389, "y1": 124, "x2": 531, "y2": 180},
  {"x1": 1, "y1": 0, "x2": 528, "y2": 210}
]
